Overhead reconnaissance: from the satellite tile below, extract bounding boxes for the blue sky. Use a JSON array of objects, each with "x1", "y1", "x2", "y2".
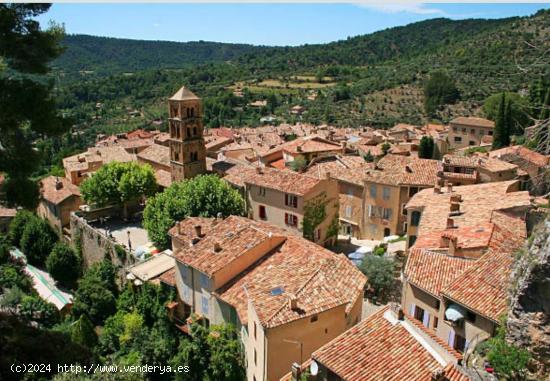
[{"x1": 37, "y1": 3, "x2": 549, "y2": 46}]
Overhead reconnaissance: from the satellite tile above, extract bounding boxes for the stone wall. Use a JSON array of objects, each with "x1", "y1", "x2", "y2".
[
  {"x1": 70, "y1": 211, "x2": 136, "y2": 279},
  {"x1": 507, "y1": 216, "x2": 550, "y2": 378}
]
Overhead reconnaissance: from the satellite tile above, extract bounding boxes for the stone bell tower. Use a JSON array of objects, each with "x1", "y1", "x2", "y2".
[{"x1": 168, "y1": 86, "x2": 207, "y2": 182}]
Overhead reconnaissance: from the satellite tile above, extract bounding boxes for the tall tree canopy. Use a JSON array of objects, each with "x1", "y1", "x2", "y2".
[
  {"x1": 423, "y1": 71, "x2": 460, "y2": 115},
  {"x1": 0, "y1": 4, "x2": 67, "y2": 208},
  {"x1": 418, "y1": 136, "x2": 435, "y2": 159},
  {"x1": 143, "y1": 175, "x2": 245, "y2": 249},
  {"x1": 492, "y1": 93, "x2": 512, "y2": 149},
  {"x1": 483, "y1": 92, "x2": 530, "y2": 135},
  {"x1": 80, "y1": 161, "x2": 157, "y2": 208},
  {"x1": 46, "y1": 242, "x2": 81, "y2": 289}
]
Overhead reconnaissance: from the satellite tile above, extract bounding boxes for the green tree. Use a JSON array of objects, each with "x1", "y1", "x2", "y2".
[
  {"x1": 493, "y1": 93, "x2": 511, "y2": 149},
  {"x1": 287, "y1": 156, "x2": 307, "y2": 172},
  {"x1": 423, "y1": 71, "x2": 460, "y2": 115},
  {"x1": 363, "y1": 150, "x2": 374, "y2": 162},
  {"x1": 71, "y1": 314, "x2": 98, "y2": 348},
  {"x1": 207, "y1": 324, "x2": 246, "y2": 381},
  {"x1": 302, "y1": 193, "x2": 327, "y2": 242},
  {"x1": 8, "y1": 210, "x2": 37, "y2": 246},
  {"x1": 0, "y1": 235, "x2": 10, "y2": 265},
  {"x1": 20, "y1": 218, "x2": 57, "y2": 266},
  {"x1": 359, "y1": 255, "x2": 395, "y2": 302},
  {"x1": 483, "y1": 92, "x2": 530, "y2": 135},
  {"x1": 19, "y1": 294, "x2": 59, "y2": 328},
  {"x1": 418, "y1": 136, "x2": 435, "y2": 159},
  {"x1": 72, "y1": 260, "x2": 117, "y2": 325},
  {"x1": 80, "y1": 162, "x2": 157, "y2": 212},
  {"x1": 0, "y1": 262, "x2": 32, "y2": 292},
  {"x1": 539, "y1": 87, "x2": 549, "y2": 120},
  {"x1": 381, "y1": 142, "x2": 391, "y2": 156},
  {"x1": 483, "y1": 321, "x2": 530, "y2": 380},
  {"x1": 0, "y1": 4, "x2": 67, "y2": 208},
  {"x1": 143, "y1": 175, "x2": 245, "y2": 249},
  {"x1": 46, "y1": 243, "x2": 81, "y2": 289},
  {"x1": 171, "y1": 323, "x2": 210, "y2": 381}
]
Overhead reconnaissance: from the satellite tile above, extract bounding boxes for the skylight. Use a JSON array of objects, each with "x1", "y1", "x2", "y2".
[{"x1": 270, "y1": 287, "x2": 284, "y2": 296}]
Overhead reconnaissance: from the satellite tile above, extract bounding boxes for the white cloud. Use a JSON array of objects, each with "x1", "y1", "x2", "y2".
[{"x1": 356, "y1": 2, "x2": 448, "y2": 16}]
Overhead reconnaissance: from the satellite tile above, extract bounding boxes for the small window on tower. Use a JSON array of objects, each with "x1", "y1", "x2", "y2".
[
  {"x1": 193, "y1": 127, "x2": 197, "y2": 136},
  {"x1": 187, "y1": 128, "x2": 191, "y2": 137}
]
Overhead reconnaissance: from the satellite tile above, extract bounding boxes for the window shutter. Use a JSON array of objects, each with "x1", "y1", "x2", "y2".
[
  {"x1": 293, "y1": 196, "x2": 297, "y2": 208},
  {"x1": 409, "y1": 303, "x2": 416, "y2": 316},
  {"x1": 285, "y1": 194, "x2": 288, "y2": 206},
  {"x1": 284, "y1": 213, "x2": 288, "y2": 225},
  {"x1": 423, "y1": 312, "x2": 430, "y2": 328},
  {"x1": 448, "y1": 330, "x2": 456, "y2": 348}
]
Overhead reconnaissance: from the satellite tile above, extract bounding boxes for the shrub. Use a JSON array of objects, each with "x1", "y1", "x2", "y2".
[
  {"x1": 20, "y1": 218, "x2": 57, "y2": 266},
  {"x1": 46, "y1": 243, "x2": 81, "y2": 289}
]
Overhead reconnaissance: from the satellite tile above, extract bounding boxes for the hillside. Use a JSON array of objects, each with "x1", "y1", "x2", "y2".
[
  {"x1": 50, "y1": 10, "x2": 550, "y2": 153},
  {"x1": 54, "y1": 34, "x2": 266, "y2": 78}
]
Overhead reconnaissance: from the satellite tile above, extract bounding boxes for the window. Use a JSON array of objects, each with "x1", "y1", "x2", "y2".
[
  {"x1": 259, "y1": 205, "x2": 266, "y2": 220},
  {"x1": 347, "y1": 187, "x2": 354, "y2": 196},
  {"x1": 254, "y1": 322, "x2": 257, "y2": 339},
  {"x1": 401, "y1": 203, "x2": 408, "y2": 215},
  {"x1": 201, "y1": 296, "x2": 209, "y2": 315},
  {"x1": 469, "y1": 141, "x2": 475, "y2": 146},
  {"x1": 433, "y1": 316, "x2": 439, "y2": 329},
  {"x1": 479, "y1": 130, "x2": 485, "y2": 135},
  {"x1": 383, "y1": 187, "x2": 391, "y2": 200},
  {"x1": 408, "y1": 235, "x2": 417, "y2": 247},
  {"x1": 414, "y1": 305, "x2": 425, "y2": 322},
  {"x1": 489, "y1": 131, "x2": 493, "y2": 136},
  {"x1": 186, "y1": 128, "x2": 191, "y2": 137},
  {"x1": 462, "y1": 128, "x2": 466, "y2": 132},
  {"x1": 435, "y1": 300, "x2": 441, "y2": 310},
  {"x1": 174, "y1": 152, "x2": 180, "y2": 162},
  {"x1": 454, "y1": 136, "x2": 462, "y2": 142},
  {"x1": 77, "y1": 171, "x2": 82, "y2": 178},
  {"x1": 285, "y1": 194, "x2": 298, "y2": 208},
  {"x1": 470, "y1": 129, "x2": 475, "y2": 134},
  {"x1": 254, "y1": 349, "x2": 257, "y2": 365},
  {"x1": 369, "y1": 184, "x2": 377, "y2": 198},
  {"x1": 411, "y1": 211, "x2": 421, "y2": 226},
  {"x1": 408, "y1": 187, "x2": 419, "y2": 198},
  {"x1": 285, "y1": 213, "x2": 298, "y2": 227},
  {"x1": 345, "y1": 205, "x2": 352, "y2": 218},
  {"x1": 193, "y1": 127, "x2": 197, "y2": 136},
  {"x1": 382, "y1": 208, "x2": 392, "y2": 220},
  {"x1": 452, "y1": 127, "x2": 457, "y2": 132},
  {"x1": 310, "y1": 314, "x2": 318, "y2": 323},
  {"x1": 455, "y1": 334, "x2": 467, "y2": 352},
  {"x1": 258, "y1": 187, "x2": 266, "y2": 196}
]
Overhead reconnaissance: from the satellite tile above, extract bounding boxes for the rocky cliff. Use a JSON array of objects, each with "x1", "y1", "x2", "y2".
[{"x1": 507, "y1": 216, "x2": 550, "y2": 379}]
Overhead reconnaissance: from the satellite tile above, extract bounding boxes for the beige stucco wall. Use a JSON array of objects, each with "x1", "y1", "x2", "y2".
[
  {"x1": 402, "y1": 282, "x2": 441, "y2": 331},
  {"x1": 338, "y1": 182, "x2": 364, "y2": 238},
  {"x1": 448, "y1": 123, "x2": 493, "y2": 150},
  {"x1": 38, "y1": 196, "x2": 82, "y2": 237},
  {"x1": 361, "y1": 182, "x2": 402, "y2": 240}
]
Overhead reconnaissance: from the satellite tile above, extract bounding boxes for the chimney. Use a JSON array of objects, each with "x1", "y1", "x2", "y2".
[
  {"x1": 289, "y1": 295, "x2": 298, "y2": 311},
  {"x1": 446, "y1": 182, "x2": 453, "y2": 193},
  {"x1": 194, "y1": 224, "x2": 202, "y2": 238},
  {"x1": 55, "y1": 177, "x2": 63, "y2": 190},
  {"x1": 449, "y1": 235, "x2": 458, "y2": 256},
  {"x1": 450, "y1": 201, "x2": 460, "y2": 213},
  {"x1": 450, "y1": 194, "x2": 462, "y2": 203},
  {"x1": 431, "y1": 368, "x2": 446, "y2": 381},
  {"x1": 291, "y1": 363, "x2": 301, "y2": 381},
  {"x1": 389, "y1": 303, "x2": 404, "y2": 320},
  {"x1": 214, "y1": 241, "x2": 222, "y2": 253},
  {"x1": 255, "y1": 166, "x2": 263, "y2": 174},
  {"x1": 446, "y1": 218, "x2": 455, "y2": 229},
  {"x1": 440, "y1": 234, "x2": 450, "y2": 248},
  {"x1": 177, "y1": 222, "x2": 183, "y2": 235},
  {"x1": 325, "y1": 171, "x2": 331, "y2": 180}
]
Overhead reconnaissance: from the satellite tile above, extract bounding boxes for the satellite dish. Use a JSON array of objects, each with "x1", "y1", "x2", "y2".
[{"x1": 310, "y1": 360, "x2": 319, "y2": 376}]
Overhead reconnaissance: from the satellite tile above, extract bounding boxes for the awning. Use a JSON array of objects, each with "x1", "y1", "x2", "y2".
[{"x1": 445, "y1": 304, "x2": 466, "y2": 322}]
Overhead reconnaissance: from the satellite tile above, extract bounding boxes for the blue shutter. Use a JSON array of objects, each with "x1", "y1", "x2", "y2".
[
  {"x1": 409, "y1": 303, "x2": 416, "y2": 317},
  {"x1": 423, "y1": 312, "x2": 430, "y2": 328},
  {"x1": 448, "y1": 330, "x2": 456, "y2": 348}
]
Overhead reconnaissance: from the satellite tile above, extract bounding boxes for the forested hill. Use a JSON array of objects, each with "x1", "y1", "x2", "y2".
[{"x1": 54, "y1": 34, "x2": 266, "y2": 76}]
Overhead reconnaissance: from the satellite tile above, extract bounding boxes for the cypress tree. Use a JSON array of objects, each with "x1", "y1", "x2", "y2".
[
  {"x1": 492, "y1": 93, "x2": 508, "y2": 149},
  {"x1": 504, "y1": 98, "x2": 512, "y2": 146},
  {"x1": 418, "y1": 136, "x2": 434, "y2": 159},
  {"x1": 71, "y1": 314, "x2": 98, "y2": 348}
]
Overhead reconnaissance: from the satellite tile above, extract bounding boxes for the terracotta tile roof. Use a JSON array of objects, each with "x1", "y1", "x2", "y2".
[
  {"x1": 489, "y1": 145, "x2": 549, "y2": 168},
  {"x1": 269, "y1": 158, "x2": 286, "y2": 170},
  {"x1": 441, "y1": 213, "x2": 527, "y2": 322},
  {"x1": 413, "y1": 223, "x2": 495, "y2": 251},
  {"x1": 168, "y1": 217, "x2": 218, "y2": 247},
  {"x1": 63, "y1": 146, "x2": 135, "y2": 172},
  {"x1": 303, "y1": 155, "x2": 373, "y2": 186},
  {"x1": 364, "y1": 154, "x2": 439, "y2": 187},
  {"x1": 357, "y1": 143, "x2": 384, "y2": 157},
  {"x1": 169, "y1": 86, "x2": 199, "y2": 101},
  {"x1": 224, "y1": 165, "x2": 322, "y2": 196},
  {"x1": 137, "y1": 144, "x2": 170, "y2": 168},
  {"x1": 216, "y1": 233, "x2": 366, "y2": 327},
  {"x1": 154, "y1": 132, "x2": 171, "y2": 144},
  {"x1": 174, "y1": 216, "x2": 287, "y2": 277},
  {"x1": 205, "y1": 136, "x2": 233, "y2": 151},
  {"x1": 442, "y1": 155, "x2": 477, "y2": 168},
  {"x1": 450, "y1": 117, "x2": 494, "y2": 128},
  {"x1": 261, "y1": 136, "x2": 342, "y2": 157},
  {"x1": 39, "y1": 176, "x2": 81, "y2": 205},
  {"x1": 405, "y1": 249, "x2": 474, "y2": 297},
  {"x1": 159, "y1": 268, "x2": 176, "y2": 287},
  {"x1": 406, "y1": 181, "x2": 531, "y2": 236},
  {"x1": 311, "y1": 306, "x2": 465, "y2": 381},
  {"x1": 442, "y1": 364, "x2": 471, "y2": 381}
]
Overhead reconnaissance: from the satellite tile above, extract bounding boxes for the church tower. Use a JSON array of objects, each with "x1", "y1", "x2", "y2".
[{"x1": 168, "y1": 86, "x2": 207, "y2": 182}]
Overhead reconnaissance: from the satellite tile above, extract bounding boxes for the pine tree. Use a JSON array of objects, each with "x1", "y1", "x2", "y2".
[{"x1": 492, "y1": 93, "x2": 509, "y2": 149}]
